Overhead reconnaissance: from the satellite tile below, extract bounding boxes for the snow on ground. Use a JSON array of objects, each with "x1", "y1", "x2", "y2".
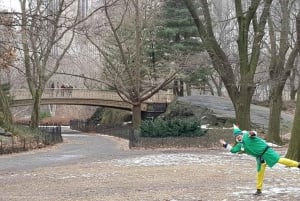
[
  {"x1": 110, "y1": 153, "x2": 221, "y2": 167},
  {"x1": 108, "y1": 151, "x2": 296, "y2": 170},
  {"x1": 102, "y1": 151, "x2": 300, "y2": 200}
]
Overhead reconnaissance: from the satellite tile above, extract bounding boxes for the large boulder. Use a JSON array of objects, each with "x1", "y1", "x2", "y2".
[{"x1": 162, "y1": 95, "x2": 293, "y2": 130}]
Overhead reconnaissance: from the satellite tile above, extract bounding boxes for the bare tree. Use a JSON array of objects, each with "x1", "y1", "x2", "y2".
[
  {"x1": 286, "y1": 10, "x2": 300, "y2": 161},
  {"x1": 0, "y1": 12, "x2": 16, "y2": 125},
  {"x1": 85, "y1": 0, "x2": 178, "y2": 129},
  {"x1": 18, "y1": 0, "x2": 77, "y2": 128},
  {"x1": 183, "y1": 0, "x2": 273, "y2": 129},
  {"x1": 266, "y1": 0, "x2": 300, "y2": 143}
]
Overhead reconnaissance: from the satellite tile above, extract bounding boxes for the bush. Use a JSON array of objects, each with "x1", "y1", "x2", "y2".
[
  {"x1": 140, "y1": 118, "x2": 204, "y2": 138},
  {"x1": 87, "y1": 107, "x2": 131, "y2": 126},
  {"x1": 39, "y1": 112, "x2": 51, "y2": 120},
  {"x1": 7, "y1": 124, "x2": 46, "y2": 139}
]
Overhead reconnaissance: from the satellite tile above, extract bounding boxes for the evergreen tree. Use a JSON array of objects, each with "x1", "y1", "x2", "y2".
[
  {"x1": 153, "y1": 0, "x2": 212, "y2": 96},
  {"x1": 155, "y1": 0, "x2": 202, "y2": 58}
]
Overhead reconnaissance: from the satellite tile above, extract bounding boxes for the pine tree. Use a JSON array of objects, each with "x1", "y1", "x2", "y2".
[
  {"x1": 153, "y1": 0, "x2": 211, "y2": 96},
  {"x1": 155, "y1": 0, "x2": 202, "y2": 59}
]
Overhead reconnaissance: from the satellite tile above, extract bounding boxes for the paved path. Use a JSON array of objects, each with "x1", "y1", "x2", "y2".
[{"x1": 0, "y1": 127, "x2": 155, "y2": 172}]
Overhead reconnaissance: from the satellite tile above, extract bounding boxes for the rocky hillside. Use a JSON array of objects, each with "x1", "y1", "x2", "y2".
[{"x1": 163, "y1": 95, "x2": 294, "y2": 132}]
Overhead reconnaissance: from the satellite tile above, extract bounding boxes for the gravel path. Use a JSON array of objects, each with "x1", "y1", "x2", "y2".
[{"x1": 0, "y1": 128, "x2": 299, "y2": 201}]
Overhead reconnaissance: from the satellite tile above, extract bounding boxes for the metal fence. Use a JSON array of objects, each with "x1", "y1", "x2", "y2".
[
  {"x1": 0, "y1": 125, "x2": 63, "y2": 154},
  {"x1": 39, "y1": 125, "x2": 63, "y2": 144},
  {"x1": 70, "y1": 120, "x2": 138, "y2": 148}
]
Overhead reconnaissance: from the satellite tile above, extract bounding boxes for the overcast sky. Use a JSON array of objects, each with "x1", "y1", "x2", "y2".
[{"x1": 1, "y1": 0, "x2": 20, "y2": 11}]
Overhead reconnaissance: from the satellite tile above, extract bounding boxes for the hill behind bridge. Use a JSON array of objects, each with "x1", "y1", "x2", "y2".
[{"x1": 171, "y1": 95, "x2": 295, "y2": 132}]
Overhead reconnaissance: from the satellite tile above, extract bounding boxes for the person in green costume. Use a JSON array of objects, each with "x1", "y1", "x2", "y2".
[{"x1": 219, "y1": 124, "x2": 300, "y2": 196}]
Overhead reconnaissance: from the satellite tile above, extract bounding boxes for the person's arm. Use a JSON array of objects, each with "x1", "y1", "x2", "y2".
[
  {"x1": 219, "y1": 139, "x2": 241, "y2": 153},
  {"x1": 219, "y1": 139, "x2": 232, "y2": 150}
]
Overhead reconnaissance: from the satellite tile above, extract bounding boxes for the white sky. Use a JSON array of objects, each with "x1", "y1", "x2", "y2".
[{"x1": 1, "y1": 0, "x2": 20, "y2": 11}]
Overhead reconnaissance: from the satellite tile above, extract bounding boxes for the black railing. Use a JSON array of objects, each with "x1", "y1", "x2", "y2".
[
  {"x1": 70, "y1": 119, "x2": 138, "y2": 148},
  {"x1": 39, "y1": 125, "x2": 63, "y2": 144},
  {"x1": 0, "y1": 125, "x2": 63, "y2": 154}
]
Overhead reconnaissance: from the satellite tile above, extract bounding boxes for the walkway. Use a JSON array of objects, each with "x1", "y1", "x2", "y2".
[{"x1": 0, "y1": 127, "x2": 152, "y2": 172}]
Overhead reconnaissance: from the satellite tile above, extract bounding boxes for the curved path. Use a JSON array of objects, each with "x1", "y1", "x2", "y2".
[{"x1": 0, "y1": 127, "x2": 154, "y2": 172}]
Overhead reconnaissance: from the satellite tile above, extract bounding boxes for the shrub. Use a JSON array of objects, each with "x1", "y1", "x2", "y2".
[
  {"x1": 140, "y1": 118, "x2": 204, "y2": 138},
  {"x1": 87, "y1": 107, "x2": 131, "y2": 126},
  {"x1": 39, "y1": 112, "x2": 51, "y2": 120}
]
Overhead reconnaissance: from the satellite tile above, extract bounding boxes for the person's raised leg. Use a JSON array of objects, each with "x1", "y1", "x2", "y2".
[{"x1": 278, "y1": 158, "x2": 299, "y2": 168}]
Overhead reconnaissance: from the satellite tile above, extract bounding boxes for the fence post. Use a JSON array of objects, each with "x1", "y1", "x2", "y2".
[
  {"x1": 129, "y1": 128, "x2": 138, "y2": 149},
  {"x1": 51, "y1": 127, "x2": 55, "y2": 143},
  {"x1": 11, "y1": 136, "x2": 14, "y2": 152},
  {"x1": 23, "y1": 138, "x2": 26, "y2": 150}
]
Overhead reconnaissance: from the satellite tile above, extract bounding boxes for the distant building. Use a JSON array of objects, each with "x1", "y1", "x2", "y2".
[{"x1": 78, "y1": 0, "x2": 89, "y2": 18}]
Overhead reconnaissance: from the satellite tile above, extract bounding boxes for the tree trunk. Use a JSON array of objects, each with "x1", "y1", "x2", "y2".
[
  {"x1": 173, "y1": 80, "x2": 179, "y2": 96},
  {"x1": 210, "y1": 74, "x2": 222, "y2": 96},
  {"x1": 290, "y1": 68, "x2": 296, "y2": 100},
  {"x1": 186, "y1": 82, "x2": 191, "y2": 96},
  {"x1": 235, "y1": 104, "x2": 251, "y2": 130},
  {"x1": 290, "y1": 88, "x2": 297, "y2": 101},
  {"x1": 0, "y1": 87, "x2": 12, "y2": 125},
  {"x1": 179, "y1": 79, "x2": 184, "y2": 96},
  {"x1": 267, "y1": 87, "x2": 283, "y2": 143},
  {"x1": 30, "y1": 89, "x2": 43, "y2": 128},
  {"x1": 132, "y1": 103, "x2": 141, "y2": 130},
  {"x1": 286, "y1": 88, "x2": 300, "y2": 161},
  {"x1": 216, "y1": 80, "x2": 222, "y2": 96},
  {"x1": 207, "y1": 82, "x2": 214, "y2": 95},
  {"x1": 233, "y1": 85, "x2": 253, "y2": 130}
]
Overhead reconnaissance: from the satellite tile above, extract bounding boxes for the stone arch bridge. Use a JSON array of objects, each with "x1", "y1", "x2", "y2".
[{"x1": 10, "y1": 89, "x2": 174, "y2": 119}]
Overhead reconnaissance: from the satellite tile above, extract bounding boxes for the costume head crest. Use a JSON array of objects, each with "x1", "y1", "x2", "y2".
[{"x1": 233, "y1": 124, "x2": 242, "y2": 136}]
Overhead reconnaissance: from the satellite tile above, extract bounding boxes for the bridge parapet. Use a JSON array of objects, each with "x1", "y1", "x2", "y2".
[{"x1": 10, "y1": 89, "x2": 174, "y2": 103}]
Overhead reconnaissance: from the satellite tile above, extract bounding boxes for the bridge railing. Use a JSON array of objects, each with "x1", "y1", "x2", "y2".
[
  {"x1": 10, "y1": 89, "x2": 174, "y2": 103},
  {"x1": 147, "y1": 92, "x2": 174, "y2": 103}
]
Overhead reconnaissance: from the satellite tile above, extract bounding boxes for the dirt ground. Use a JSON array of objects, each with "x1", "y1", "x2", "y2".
[{"x1": 1, "y1": 142, "x2": 299, "y2": 201}]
